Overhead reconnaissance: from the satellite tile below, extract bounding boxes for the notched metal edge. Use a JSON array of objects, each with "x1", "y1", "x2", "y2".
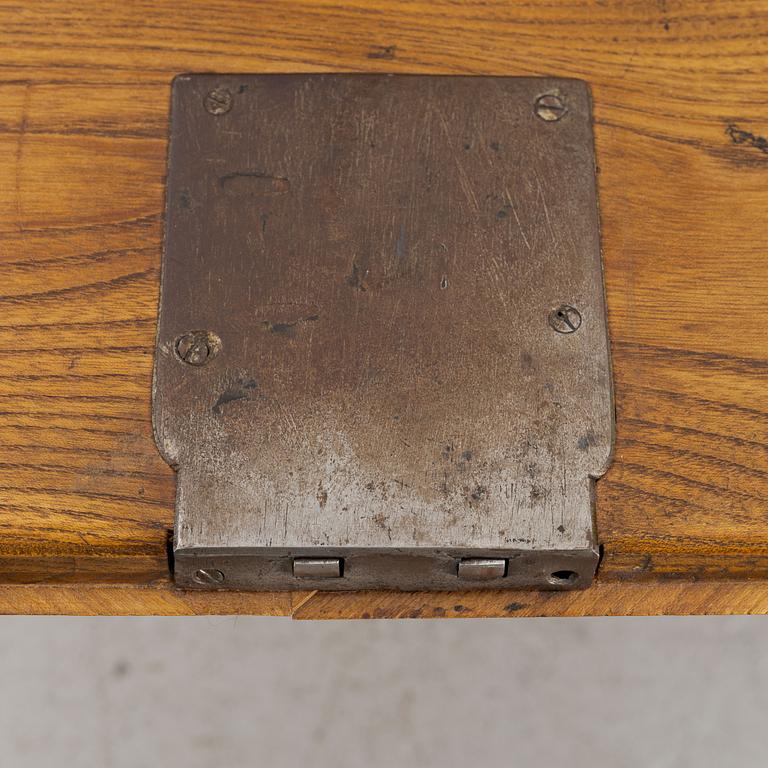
[
  {"x1": 580, "y1": 77, "x2": 616, "y2": 569},
  {"x1": 585, "y1": 78, "x2": 616, "y2": 485},
  {"x1": 152, "y1": 74, "x2": 201, "y2": 472}
]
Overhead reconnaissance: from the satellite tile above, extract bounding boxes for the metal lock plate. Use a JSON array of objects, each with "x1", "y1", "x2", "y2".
[{"x1": 153, "y1": 74, "x2": 614, "y2": 591}]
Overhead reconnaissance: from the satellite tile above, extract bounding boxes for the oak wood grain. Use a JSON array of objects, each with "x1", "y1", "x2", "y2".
[
  {"x1": 291, "y1": 581, "x2": 768, "y2": 620},
  {"x1": 0, "y1": 582, "x2": 298, "y2": 616},
  {"x1": 1, "y1": 0, "x2": 767, "y2": 616},
  {"x1": 3, "y1": 581, "x2": 768, "y2": 618}
]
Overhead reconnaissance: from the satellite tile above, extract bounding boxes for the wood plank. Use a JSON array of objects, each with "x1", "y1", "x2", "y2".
[
  {"x1": 291, "y1": 581, "x2": 768, "y2": 619},
  {"x1": 0, "y1": 582, "x2": 297, "y2": 616},
  {"x1": 1, "y1": 0, "x2": 767, "y2": 614},
  {"x1": 2, "y1": 581, "x2": 768, "y2": 618}
]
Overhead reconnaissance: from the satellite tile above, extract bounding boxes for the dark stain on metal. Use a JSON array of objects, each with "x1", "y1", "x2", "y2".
[
  {"x1": 261, "y1": 314, "x2": 319, "y2": 336},
  {"x1": 470, "y1": 485, "x2": 488, "y2": 502},
  {"x1": 577, "y1": 430, "x2": 597, "y2": 451},
  {"x1": 212, "y1": 378, "x2": 259, "y2": 415},
  {"x1": 520, "y1": 352, "x2": 535, "y2": 372},
  {"x1": 345, "y1": 261, "x2": 368, "y2": 291},
  {"x1": 395, "y1": 223, "x2": 408, "y2": 260},
  {"x1": 219, "y1": 171, "x2": 291, "y2": 195}
]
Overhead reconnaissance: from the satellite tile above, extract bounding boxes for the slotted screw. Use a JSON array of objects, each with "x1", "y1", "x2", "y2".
[
  {"x1": 175, "y1": 331, "x2": 217, "y2": 366},
  {"x1": 193, "y1": 568, "x2": 225, "y2": 585},
  {"x1": 549, "y1": 305, "x2": 582, "y2": 333},
  {"x1": 204, "y1": 87, "x2": 233, "y2": 115},
  {"x1": 535, "y1": 93, "x2": 567, "y2": 122}
]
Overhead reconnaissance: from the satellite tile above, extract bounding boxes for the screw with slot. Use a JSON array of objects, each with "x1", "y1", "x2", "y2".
[
  {"x1": 534, "y1": 93, "x2": 567, "y2": 122},
  {"x1": 204, "y1": 87, "x2": 233, "y2": 115},
  {"x1": 193, "y1": 568, "x2": 225, "y2": 585},
  {"x1": 549, "y1": 305, "x2": 582, "y2": 333},
  {"x1": 175, "y1": 331, "x2": 219, "y2": 366}
]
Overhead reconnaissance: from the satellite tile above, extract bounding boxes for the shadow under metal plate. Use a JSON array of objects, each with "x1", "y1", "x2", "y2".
[{"x1": 153, "y1": 74, "x2": 614, "y2": 591}]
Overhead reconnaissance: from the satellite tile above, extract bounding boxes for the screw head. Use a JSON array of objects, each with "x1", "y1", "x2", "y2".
[
  {"x1": 535, "y1": 93, "x2": 567, "y2": 122},
  {"x1": 192, "y1": 568, "x2": 225, "y2": 585},
  {"x1": 175, "y1": 331, "x2": 219, "y2": 366},
  {"x1": 549, "y1": 305, "x2": 582, "y2": 333},
  {"x1": 204, "y1": 87, "x2": 233, "y2": 115}
]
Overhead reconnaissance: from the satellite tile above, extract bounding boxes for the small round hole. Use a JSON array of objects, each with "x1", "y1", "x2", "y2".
[{"x1": 548, "y1": 569, "x2": 578, "y2": 585}]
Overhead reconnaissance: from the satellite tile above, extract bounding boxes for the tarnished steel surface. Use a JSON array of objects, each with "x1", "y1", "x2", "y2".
[{"x1": 153, "y1": 74, "x2": 613, "y2": 591}]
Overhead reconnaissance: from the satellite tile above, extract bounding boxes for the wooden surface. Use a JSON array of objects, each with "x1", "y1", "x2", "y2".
[
  {"x1": 6, "y1": 581, "x2": 768, "y2": 618},
  {"x1": 2, "y1": 0, "x2": 768, "y2": 617}
]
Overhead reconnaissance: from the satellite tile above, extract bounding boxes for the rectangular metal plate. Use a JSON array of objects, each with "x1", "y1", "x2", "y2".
[{"x1": 153, "y1": 74, "x2": 614, "y2": 591}]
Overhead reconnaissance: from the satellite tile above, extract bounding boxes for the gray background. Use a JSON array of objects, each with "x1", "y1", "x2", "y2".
[{"x1": 0, "y1": 616, "x2": 763, "y2": 767}]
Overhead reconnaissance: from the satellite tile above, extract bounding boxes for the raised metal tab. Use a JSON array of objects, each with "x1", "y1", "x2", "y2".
[
  {"x1": 154, "y1": 74, "x2": 614, "y2": 592},
  {"x1": 458, "y1": 559, "x2": 507, "y2": 580},
  {"x1": 293, "y1": 558, "x2": 343, "y2": 579}
]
